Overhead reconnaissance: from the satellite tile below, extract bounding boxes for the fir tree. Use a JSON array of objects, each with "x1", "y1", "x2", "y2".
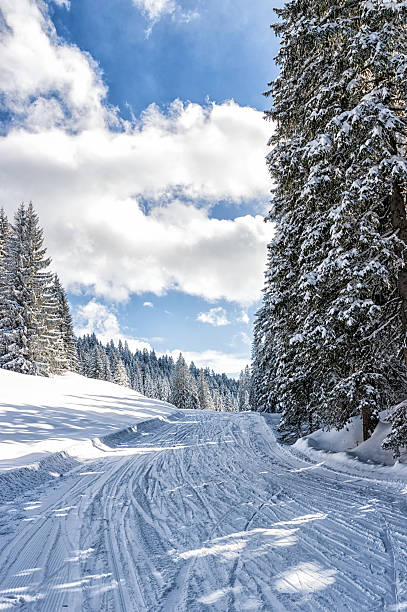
[
  {"x1": 198, "y1": 371, "x2": 214, "y2": 411},
  {"x1": 51, "y1": 274, "x2": 77, "y2": 372},
  {"x1": 91, "y1": 344, "x2": 111, "y2": 381},
  {"x1": 256, "y1": 0, "x2": 407, "y2": 441},
  {"x1": 113, "y1": 356, "x2": 130, "y2": 387},
  {"x1": 0, "y1": 208, "x2": 10, "y2": 358},
  {"x1": 170, "y1": 353, "x2": 194, "y2": 410},
  {"x1": 251, "y1": 301, "x2": 275, "y2": 413},
  {"x1": 238, "y1": 366, "x2": 252, "y2": 412},
  {"x1": 188, "y1": 374, "x2": 199, "y2": 410},
  {"x1": 0, "y1": 208, "x2": 9, "y2": 261},
  {"x1": 0, "y1": 203, "x2": 54, "y2": 374},
  {"x1": 213, "y1": 389, "x2": 224, "y2": 412},
  {"x1": 383, "y1": 401, "x2": 407, "y2": 457}
]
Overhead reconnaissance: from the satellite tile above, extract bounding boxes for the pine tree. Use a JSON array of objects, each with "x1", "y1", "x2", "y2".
[
  {"x1": 0, "y1": 208, "x2": 8, "y2": 261},
  {"x1": 0, "y1": 203, "x2": 55, "y2": 375},
  {"x1": 238, "y1": 366, "x2": 252, "y2": 412},
  {"x1": 114, "y1": 358, "x2": 130, "y2": 387},
  {"x1": 0, "y1": 208, "x2": 10, "y2": 359},
  {"x1": 198, "y1": 371, "x2": 214, "y2": 411},
  {"x1": 383, "y1": 401, "x2": 407, "y2": 457},
  {"x1": 170, "y1": 353, "x2": 194, "y2": 410},
  {"x1": 224, "y1": 390, "x2": 234, "y2": 412},
  {"x1": 131, "y1": 361, "x2": 144, "y2": 393},
  {"x1": 143, "y1": 369, "x2": 156, "y2": 398},
  {"x1": 213, "y1": 389, "x2": 224, "y2": 412},
  {"x1": 251, "y1": 302, "x2": 275, "y2": 413},
  {"x1": 256, "y1": 0, "x2": 407, "y2": 442},
  {"x1": 91, "y1": 344, "x2": 111, "y2": 380},
  {"x1": 188, "y1": 374, "x2": 199, "y2": 410},
  {"x1": 51, "y1": 274, "x2": 77, "y2": 372}
]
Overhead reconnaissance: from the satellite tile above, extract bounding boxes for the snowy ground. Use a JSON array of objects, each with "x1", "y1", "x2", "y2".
[
  {"x1": 1, "y1": 374, "x2": 407, "y2": 610},
  {"x1": 292, "y1": 413, "x2": 407, "y2": 483}
]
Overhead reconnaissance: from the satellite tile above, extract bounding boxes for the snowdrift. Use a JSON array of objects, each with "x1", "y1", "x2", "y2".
[
  {"x1": 0, "y1": 369, "x2": 179, "y2": 501},
  {"x1": 293, "y1": 412, "x2": 407, "y2": 483}
]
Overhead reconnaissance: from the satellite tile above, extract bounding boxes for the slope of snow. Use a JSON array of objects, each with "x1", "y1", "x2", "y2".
[
  {"x1": 293, "y1": 414, "x2": 407, "y2": 482},
  {"x1": 0, "y1": 409, "x2": 407, "y2": 611},
  {"x1": 0, "y1": 369, "x2": 178, "y2": 502},
  {"x1": 0, "y1": 369, "x2": 176, "y2": 470}
]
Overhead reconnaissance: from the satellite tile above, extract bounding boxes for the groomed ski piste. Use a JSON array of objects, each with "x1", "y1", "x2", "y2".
[{"x1": 1, "y1": 370, "x2": 407, "y2": 611}]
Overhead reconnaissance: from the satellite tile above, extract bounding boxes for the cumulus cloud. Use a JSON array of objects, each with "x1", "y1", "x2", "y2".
[
  {"x1": 74, "y1": 299, "x2": 152, "y2": 352},
  {"x1": 197, "y1": 307, "x2": 230, "y2": 327},
  {"x1": 0, "y1": 0, "x2": 272, "y2": 306},
  {"x1": 0, "y1": 0, "x2": 114, "y2": 130}
]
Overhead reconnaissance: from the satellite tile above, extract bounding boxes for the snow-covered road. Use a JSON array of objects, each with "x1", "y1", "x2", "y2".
[{"x1": 1, "y1": 410, "x2": 406, "y2": 611}]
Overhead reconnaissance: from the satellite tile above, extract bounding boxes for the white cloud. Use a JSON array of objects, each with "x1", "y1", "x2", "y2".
[
  {"x1": 0, "y1": 0, "x2": 273, "y2": 306},
  {"x1": 197, "y1": 307, "x2": 230, "y2": 327},
  {"x1": 132, "y1": 0, "x2": 199, "y2": 35},
  {"x1": 74, "y1": 299, "x2": 152, "y2": 352},
  {"x1": 167, "y1": 349, "x2": 248, "y2": 377},
  {"x1": 132, "y1": 0, "x2": 176, "y2": 21},
  {"x1": 238, "y1": 311, "x2": 250, "y2": 324},
  {"x1": 0, "y1": 0, "x2": 114, "y2": 131},
  {"x1": 143, "y1": 301, "x2": 154, "y2": 308}
]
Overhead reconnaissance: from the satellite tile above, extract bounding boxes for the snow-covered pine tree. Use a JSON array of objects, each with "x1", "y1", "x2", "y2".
[
  {"x1": 188, "y1": 373, "x2": 199, "y2": 410},
  {"x1": 131, "y1": 361, "x2": 144, "y2": 393},
  {"x1": 110, "y1": 348, "x2": 130, "y2": 387},
  {"x1": 198, "y1": 371, "x2": 214, "y2": 411},
  {"x1": 91, "y1": 344, "x2": 112, "y2": 381},
  {"x1": 0, "y1": 203, "x2": 57, "y2": 375},
  {"x1": 0, "y1": 208, "x2": 10, "y2": 358},
  {"x1": 213, "y1": 389, "x2": 224, "y2": 412},
  {"x1": 223, "y1": 390, "x2": 235, "y2": 412},
  {"x1": 143, "y1": 369, "x2": 156, "y2": 398},
  {"x1": 382, "y1": 399, "x2": 407, "y2": 457},
  {"x1": 51, "y1": 274, "x2": 77, "y2": 372},
  {"x1": 251, "y1": 300, "x2": 274, "y2": 413},
  {"x1": 238, "y1": 366, "x2": 252, "y2": 412},
  {"x1": 170, "y1": 353, "x2": 194, "y2": 410},
  {"x1": 257, "y1": 0, "x2": 407, "y2": 441},
  {"x1": 0, "y1": 208, "x2": 8, "y2": 260}
]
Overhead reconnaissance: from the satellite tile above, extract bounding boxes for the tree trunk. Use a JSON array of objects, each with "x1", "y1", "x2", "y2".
[{"x1": 389, "y1": 181, "x2": 407, "y2": 368}]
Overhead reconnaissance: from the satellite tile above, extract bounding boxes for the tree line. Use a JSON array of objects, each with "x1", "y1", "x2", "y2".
[
  {"x1": 251, "y1": 0, "x2": 407, "y2": 455},
  {"x1": 76, "y1": 334, "x2": 249, "y2": 412}
]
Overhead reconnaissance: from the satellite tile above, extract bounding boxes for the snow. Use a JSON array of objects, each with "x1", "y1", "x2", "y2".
[
  {"x1": 293, "y1": 413, "x2": 407, "y2": 482},
  {"x1": 1, "y1": 373, "x2": 407, "y2": 610},
  {"x1": 0, "y1": 369, "x2": 177, "y2": 503}
]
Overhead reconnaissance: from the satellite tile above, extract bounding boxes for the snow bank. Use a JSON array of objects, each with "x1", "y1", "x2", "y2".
[
  {"x1": 292, "y1": 413, "x2": 407, "y2": 483},
  {"x1": 0, "y1": 369, "x2": 179, "y2": 501}
]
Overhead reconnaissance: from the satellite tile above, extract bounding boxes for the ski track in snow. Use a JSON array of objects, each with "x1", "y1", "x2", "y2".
[{"x1": 0, "y1": 410, "x2": 407, "y2": 611}]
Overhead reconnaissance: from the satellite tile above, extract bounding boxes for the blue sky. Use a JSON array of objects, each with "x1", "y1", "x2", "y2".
[{"x1": 0, "y1": 0, "x2": 283, "y2": 375}]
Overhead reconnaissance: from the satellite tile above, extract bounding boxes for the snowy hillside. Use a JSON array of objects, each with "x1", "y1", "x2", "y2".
[{"x1": 0, "y1": 369, "x2": 177, "y2": 500}]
